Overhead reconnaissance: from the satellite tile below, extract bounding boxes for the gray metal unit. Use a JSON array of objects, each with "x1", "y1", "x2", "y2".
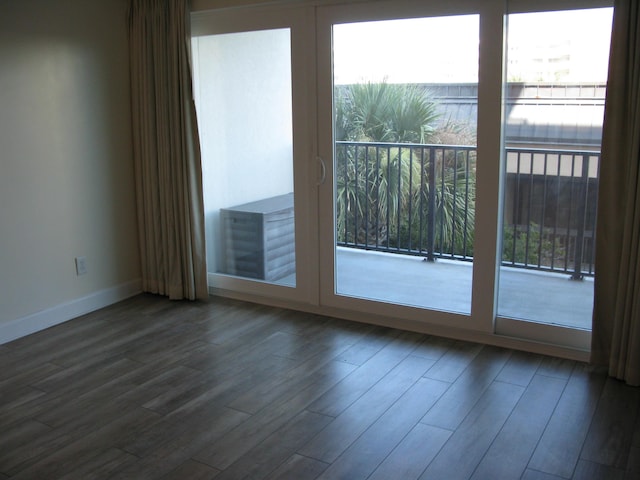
[{"x1": 220, "y1": 193, "x2": 295, "y2": 281}]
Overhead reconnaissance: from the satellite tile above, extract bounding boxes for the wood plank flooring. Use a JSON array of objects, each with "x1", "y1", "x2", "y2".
[{"x1": 1, "y1": 294, "x2": 639, "y2": 479}]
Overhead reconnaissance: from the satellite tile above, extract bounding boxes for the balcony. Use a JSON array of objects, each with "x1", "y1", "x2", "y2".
[
  {"x1": 336, "y1": 248, "x2": 594, "y2": 329},
  {"x1": 334, "y1": 141, "x2": 597, "y2": 329}
]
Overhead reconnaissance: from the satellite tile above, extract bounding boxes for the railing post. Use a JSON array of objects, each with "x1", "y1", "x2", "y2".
[
  {"x1": 426, "y1": 147, "x2": 436, "y2": 262},
  {"x1": 571, "y1": 154, "x2": 589, "y2": 280}
]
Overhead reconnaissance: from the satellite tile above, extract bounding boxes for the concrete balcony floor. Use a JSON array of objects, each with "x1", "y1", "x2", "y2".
[{"x1": 335, "y1": 247, "x2": 594, "y2": 330}]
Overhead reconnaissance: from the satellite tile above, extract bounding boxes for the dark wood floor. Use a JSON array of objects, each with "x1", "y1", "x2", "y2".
[{"x1": 1, "y1": 294, "x2": 639, "y2": 480}]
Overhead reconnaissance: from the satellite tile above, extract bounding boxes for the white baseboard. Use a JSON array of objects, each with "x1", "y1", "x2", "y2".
[{"x1": 0, "y1": 279, "x2": 142, "y2": 345}]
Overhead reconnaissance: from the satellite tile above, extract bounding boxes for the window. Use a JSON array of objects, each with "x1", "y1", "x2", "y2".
[{"x1": 497, "y1": 7, "x2": 612, "y2": 340}]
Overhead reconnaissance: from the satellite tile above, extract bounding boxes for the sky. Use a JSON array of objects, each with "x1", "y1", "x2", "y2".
[{"x1": 333, "y1": 8, "x2": 613, "y2": 85}]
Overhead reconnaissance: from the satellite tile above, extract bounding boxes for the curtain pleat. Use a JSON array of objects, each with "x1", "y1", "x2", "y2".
[
  {"x1": 129, "y1": 0, "x2": 208, "y2": 300},
  {"x1": 591, "y1": 0, "x2": 640, "y2": 386}
]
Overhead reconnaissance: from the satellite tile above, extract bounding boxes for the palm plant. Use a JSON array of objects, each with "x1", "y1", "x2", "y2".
[
  {"x1": 335, "y1": 81, "x2": 476, "y2": 258},
  {"x1": 336, "y1": 81, "x2": 440, "y2": 143},
  {"x1": 429, "y1": 150, "x2": 476, "y2": 256}
]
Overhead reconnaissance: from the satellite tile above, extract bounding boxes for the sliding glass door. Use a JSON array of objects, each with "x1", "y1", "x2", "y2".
[
  {"x1": 495, "y1": 5, "x2": 613, "y2": 348},
  {"x1": 330, "y1": 15, "x2": 479, "y2": 315},
  {"x1": 317, "y1": 0, "x2": 496, "y2": 332},
  {"x1": 192, "y1": 0, "x2": 613, "y2": 351},
  {"x1": 191, "y1": 6, "x2": 316, "y2": 303},
  {"x1": 317, "y1": 0, "x2": 612, "y2": 342}
]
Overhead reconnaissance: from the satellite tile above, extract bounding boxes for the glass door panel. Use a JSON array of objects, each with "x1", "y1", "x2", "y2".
[
  {"x1": 192, "y1": 28, "x2": 296, "y2": 287},
  {"x1": 497, "y1": 7, "x2": 613, "y2": 329},
  {"x1": 331, "y1": 15, "x2": 479, "y2": 314}
]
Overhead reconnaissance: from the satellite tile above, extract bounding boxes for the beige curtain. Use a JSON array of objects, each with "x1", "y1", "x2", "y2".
[
  {"x1": 591, "y1": 0, "x2": 640, "y2": 386},
  {"x1": 129, "y1": 0, "x2": 208, "y2": 300}
]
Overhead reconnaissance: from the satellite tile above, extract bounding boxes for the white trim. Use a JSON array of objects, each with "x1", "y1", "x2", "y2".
[
  {"x1": 495, "y1": 316, "x2": 592, "y2": 351},
  {"x1": 508, "y1": 0, "x2": 613, "y2": 14},
  {"x1": 192, "y1": 0, "x2": 613, "y2": 15},
  {"x1": 0, "y1": 279, "x2": 142, "y2": 345},
  {"x1": 209, "y1": 286, "x2": 591, "y2": 362}
]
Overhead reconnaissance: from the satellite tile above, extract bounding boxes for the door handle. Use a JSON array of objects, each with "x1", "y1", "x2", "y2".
[{"x1": 317, "y1": 156, "x2": 326, "y2": 185}]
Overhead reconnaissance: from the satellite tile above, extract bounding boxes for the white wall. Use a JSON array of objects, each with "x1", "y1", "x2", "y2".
[
  {"x1": 192, "y1": 29, "x2": 294, "y2": 272},
  {"x1": 0, "y1": 0, "x2": 140, "y2": 342}
]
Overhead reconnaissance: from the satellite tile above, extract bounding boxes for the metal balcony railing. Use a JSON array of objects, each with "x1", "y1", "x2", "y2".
[{"x1": 335, "y1": 141, "x2": 598, "y2": 278}]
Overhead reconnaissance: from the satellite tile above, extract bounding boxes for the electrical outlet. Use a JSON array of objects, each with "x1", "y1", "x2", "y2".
[{"x1": 75, "y1": 256, "x2": 87, "y2": 276}]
